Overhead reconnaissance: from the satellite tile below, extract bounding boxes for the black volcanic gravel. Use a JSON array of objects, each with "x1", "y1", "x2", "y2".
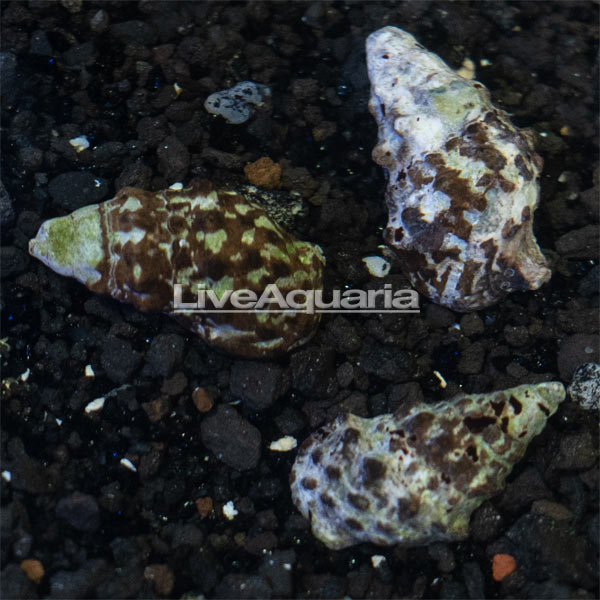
[{"x1": 1, "y1": 2, "x2": 599, "y2": 599}]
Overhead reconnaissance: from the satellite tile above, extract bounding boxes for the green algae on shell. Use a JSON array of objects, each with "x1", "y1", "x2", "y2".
[
  {"x1": 291, "y1": 382, "x2": 565, "y2": 549},
  {"x1": 29, "y1": 179, "x2": 325, "y2": 358}
]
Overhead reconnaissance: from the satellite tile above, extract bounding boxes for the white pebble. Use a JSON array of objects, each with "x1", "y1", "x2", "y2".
[
  {"x1": 222, "y1": 500, "x2": 238, "y2": 520},
  {"x1": 20, "y1": 368, "x2": 30, "y2": 382},
  {"x1": 1, "y1": 471, "x2": 11, "y2": 482},
  {"x1": 371, "y1": 555, "x2": 386, "y2": 568},
  {"x1": 84, "y1": 397, "x2": 105, "y2": 413},
  {"x1": 69, "y1": 136, "x2": 90, "y2": 152},
  {"x1": 120, "y1": 458, "x2": 137, "y2": 472},
  {"x1": 84, "y1": 364, "x2": 95, "y2": 378},
  {"x1": 433, "y1": 370, "x2": 447, "y2": 388},
  {"x1": 269, "y1": 436, "x2": 297, "y2": 452},
  {"x1": 456, "y1": 57, "x2": 476, "y2": 80},
  {"x1": 362, "y1": 256, "x2": 391, "y2": 278}
]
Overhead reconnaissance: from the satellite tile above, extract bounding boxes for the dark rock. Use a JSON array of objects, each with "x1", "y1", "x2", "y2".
[
  {"x1": 84, "y1": 296, "x2": 123, "y2": 323},
  {"x1": 63, "y1": 41, "x2": 95, "y2": 67},
  {"x1": 48, "y1": 172, "x2": 110, "y2": 211},
  {"x1": 215, "y1": 574, "x2": 272, "y2": 599},
  {"x1": 1, "y1": 563, "x2": 38, "y2": 599},
  {"x1": 291, "y1": 346, "x2": 337, "y2": 397},
  {"x1": 469, "y1": 502, "x2": 504, "y2": 542},
  {"x1": 110, "y1": 20, "x2": 156, "y2": 45},
  {"x1": 462, "y1": 561, "x2": 485, "y2": 599},
  {"x1": 30, "y1": 30, "x2": 52, "y2": 55},
  {"x1": 327, "y1": 315, "x2": 362, "y2": 353},
  {"x1": 136, "y1": 115, "x2": 169, "y2": 147},
  {"x1": 551, "y1": 431, "x2": 598, "y2": 470},
  {"x1": 504, "y1": 324, "x2": 530, "y2": 347},
  {"x1": 336, "y1": 362, "x2": 354, "y2": 387},
  {"x1": 578, "y1": 265, "x2": 600, "y2": 298},
  {"x1": 143, "y1": 333, "x2": 185, "y2": 378},
  {"x1": 460, "y1": 312, "x2": 485, "y2": 336},
  {"x1": 259, "y1": 549, "x2": 296, "y2": 598},
  {"x1": 244, "y1": 531, "x2": 278, "y2": 555},
  {"x1": 94, "y1": 567, "x2": 143, "y2": 599},
  {"x1": 0, "y1": 247, "x2": 28, "y2": 278},
  {"x1": 55, "y1": 491, "x2": 100, "y2": 532},
  {"x1": 273, "y1": 406, "x2": 305, "y2": 435},
  {"x1": 168, "y1": 522, "x2": 204, "y2": 548},
  {"x1": 10, "y1": 455, "x2": 51, "y2": 494},
  {"x1": 18, "y1": 146, "x2": 43, "y2": 172},
  {"x1": 506, "y1": 513, "x2": 597, "y2": 588},
  {"x1": 49, "y1": 559, "x2": 108, "y2": 599},
  {"x1": 440, "y1": 581, "x2": 469, "y2": 599},
  {"x1": 157, "y1": 135, "x2": 189, "y2": 181},
  {"x1": 325, "y1": 391, "x2": 368, "y2": 421},
  {"x1": 386, "y1": 381, "x2": 424, "y2": 413},
  {"x1": 200, "y1": 404, "x2": 261, "y2": 470},
  {"x1": 498, "y1": 466, "x2": 553, "y2": 513},
  {"x1": 0, "y1": 179, "x2": 15, "y2": 226},
  {"x1": 428, "y1": 542, "x2": 455, "y2": 573},
  {"x1": 229, "y1": 361, "x2": 290, "y2": 411},
  {"x1": 557, "y1": 334, "x2": 599, "y2": 380},
  {"x1": 115, "y1": 160, "x2": 153, "y2": 189},
  {"x1": 358, "y1": 337, "x2": 414, "y2": 382},
  {"x1": 188, "y1": 547, "x2": 220, "y2": 593},
  {"x1": 556, "y1": 225, "x2": 599, "y2": 259},
  {"x1": 457, "y1": 341, "x2": 485, "y2": 374},
  {"x1": 425, "y1": 304, "x2": 457, "y2": 328},
  {"x1": 0, "y1": 53, "x2": 19, "y2": 106},
  {"x1": 300, "y1": 574, "x2": 346, "y2": 599},
  {"x1": 101, "y1": 336, "x2": 141, "y2": 384}
]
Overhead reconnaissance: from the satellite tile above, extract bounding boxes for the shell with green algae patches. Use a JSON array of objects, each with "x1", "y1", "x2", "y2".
[
  {"x1": 29, "y1": 179, "x2": 325, "y2": 358},
  {"x1": 291, "y1": 382, "x2": 565, "y2": 549}
]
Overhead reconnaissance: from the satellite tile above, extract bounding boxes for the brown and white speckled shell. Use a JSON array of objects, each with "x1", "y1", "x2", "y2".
[
  {"x1": 29, "y1": 180, "x2": 324, "y2": 358},
  {"x1": 367, "y1": 26, "x2": 551, "y2": 311}
]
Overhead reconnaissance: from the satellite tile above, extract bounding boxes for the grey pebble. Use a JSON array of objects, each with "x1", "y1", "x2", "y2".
[{"x1": 200, "y1": 405, "x2": 261, "y2": 471}]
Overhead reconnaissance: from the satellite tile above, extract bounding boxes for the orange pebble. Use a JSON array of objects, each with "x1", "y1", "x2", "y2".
[
  {"x1": 492, "y1": 553, "x2": 517, "y2": 582},
  {"x1": 20, "y1": 559, "x2": 44, "y2": 585},
  {"x1": 195, "y1": 496, "x2": 213, "y2": 519},
  {"x1": 244, "y1": 157, "x2": 281, "y2": 189},
  {"x1": 192, "y1": 387, "x2": 214, "y2": 413}
]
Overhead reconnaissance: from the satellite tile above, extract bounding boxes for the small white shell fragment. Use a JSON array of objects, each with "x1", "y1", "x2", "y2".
[
  {"x1": 269, "y1": 436, "x2": 298, "y2": 452},
  {"x1": 480, "y1": 58, "x2": 492, "y2": 67},
  {"x1": 69, "y1": 136, "x2": 90, "y2": 152},
  {"x1": 362, "y1": 256, "x2": 391, "y2": 278},
  {"x1": 433, "y1": 370, "x2": 448, "y2": 388},
  {"x1": 173, "y1": 82, "x2": 183, "y2": 96},
  {"x1": 456, "y1": 57, "x2": 476, "y2": 80},
  {"x1": 120, "y1": 458, "x2": 137, "y2": 472},
  {"x1": 168, "y1": 182, "x2": 184, "y2": 190},
  {"x1": 1, "y1": 471, "x2": 11, "y2": 482},
  {"x1": 371, "y1": 555, "x2": 386, "y2": 568},
  {"x1": 84, "y1": 397, "x2": 105, "y2": 413},
  {"x1": 20, "y1": 368, "x2": 30, "y2": 382},
  {"x1": 222, "y1": 500, "x2": 238, "y2": 520},
  {"x1": 204, "y1": 81, "x2": 271, "y2": 124},
  {"x1": 84, "y1": 364, "x2": 95, "y2": 378}
]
